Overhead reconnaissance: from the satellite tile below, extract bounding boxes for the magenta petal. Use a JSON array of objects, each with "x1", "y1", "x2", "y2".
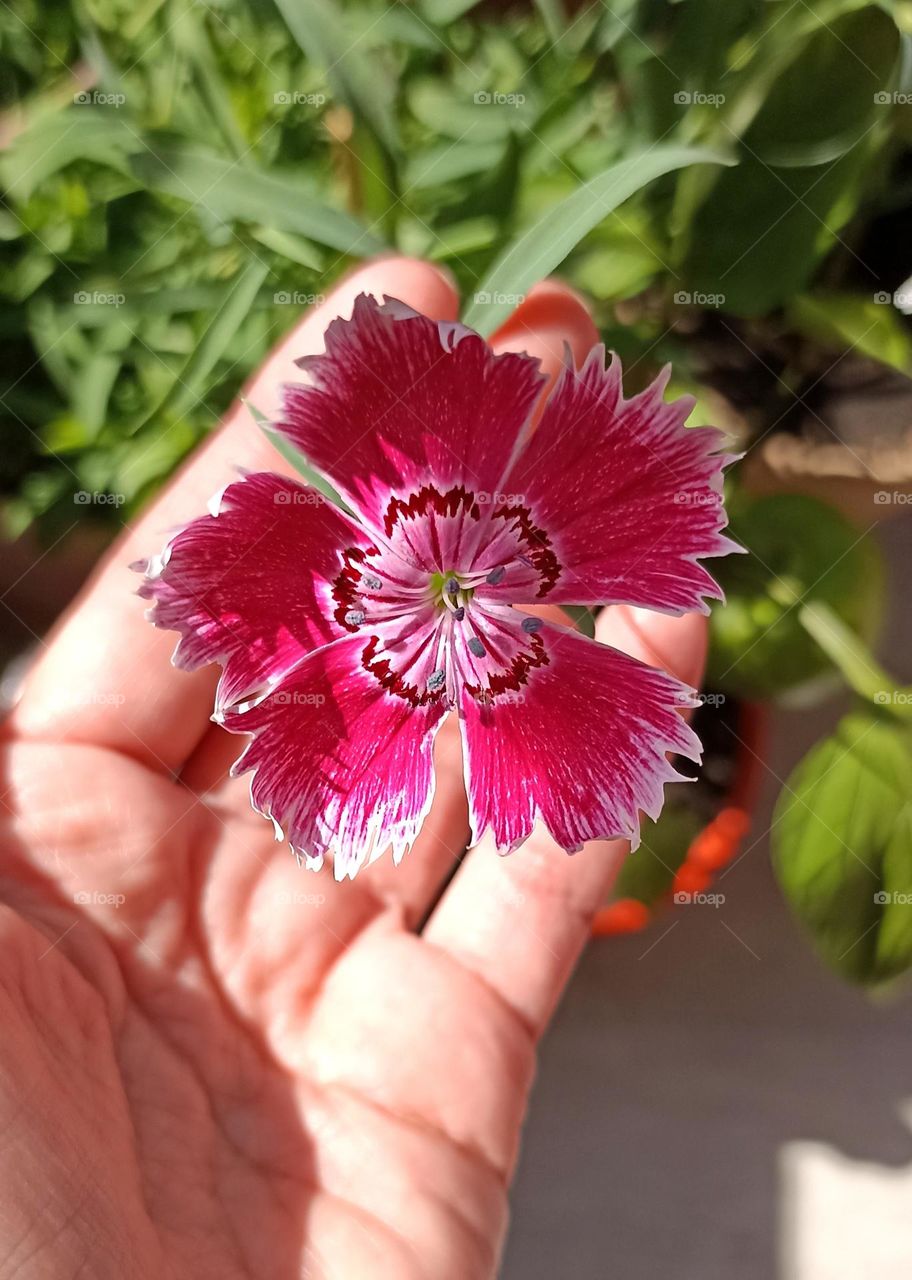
[
  {"x1": 460, "y1": 621, "x2": 700, "y2": 853},
  {"x1": 138, "y1": 472, "x2": 371, "y2": 709},
  {"x1": 279, "y1": 294, "x2": 546, "y2": 531},
  {"x1": 220, "y1": 636, "x2": 447, "y2": 879},
  {"x1": 505, "y1": 350, "x2": 737, "y2": 614}
]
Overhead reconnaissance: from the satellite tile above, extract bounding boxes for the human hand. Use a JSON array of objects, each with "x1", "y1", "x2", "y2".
[{"x1": 0, "y1": 260, "x2": 706, "y2": 1279}]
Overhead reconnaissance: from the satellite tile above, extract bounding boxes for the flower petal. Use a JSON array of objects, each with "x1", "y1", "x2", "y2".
[
  {"x1": 220, "y1": 635, "x2": 447, "y2": 879},
  {"x1": 505, "y1": 349, "x2": 737, "y2": 614},
  {"x1": 278, "y1": 294, "x2": 546, "y2": 531},
  {"x1": 460, "y1": 620, "x2": 700, "y2": 853},
  {"x1": 138, "y1": 471, "x2": 372, "y2": 709}
]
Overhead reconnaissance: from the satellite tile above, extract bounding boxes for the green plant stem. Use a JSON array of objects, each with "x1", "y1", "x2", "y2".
[{"x1": 797, "y1": 599, "x2": 912, "y2": 718}]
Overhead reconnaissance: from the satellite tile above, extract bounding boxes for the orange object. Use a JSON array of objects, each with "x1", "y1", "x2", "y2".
[
  {"x1": 671, "y1": 861, "x2": 713, "y2": 896},
  {"x1": 591, "y1": 702, "x2": 766, "y2": 938},
  {"x1": 689, "y1": 807, "x2": 750, "y2": 870},
  {"x1": 591, "y1": 897, "x2": 651, "y2": 937}
]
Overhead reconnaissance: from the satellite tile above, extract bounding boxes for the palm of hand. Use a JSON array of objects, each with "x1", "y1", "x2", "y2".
[
  {"x1": 0, "y1": 263, "x2": 706, "y2": 1279},
  {"x1": 1, "y1": 730, "x2": 522, "y2": 1280}
]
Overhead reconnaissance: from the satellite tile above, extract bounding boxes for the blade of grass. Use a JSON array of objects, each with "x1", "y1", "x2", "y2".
[
  {"x1": 136, "y1": 259, "x2": 268, "y2": 431},
  {"x1": 464, "y1": 145, "x2": 734, "y2": 334},
  {"x1": 130, "y1": 143, "x2": 386, "y2": 255}
]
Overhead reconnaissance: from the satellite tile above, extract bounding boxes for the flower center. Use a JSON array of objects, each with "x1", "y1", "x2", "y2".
[{"x1": 329, "y1": 484, "x2": 560, "y2": 707}]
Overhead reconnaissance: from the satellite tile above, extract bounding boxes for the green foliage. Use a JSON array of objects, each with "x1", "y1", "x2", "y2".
[
  {"x1": 3, "y1": 0, "x2": 912, "y2": 990},
  {"x1": 612, "y1": 802, "x2": 703, "y2": 906},
  {"x1": 773, "y1": 712, "x2": 912, "y2": 985},
  {"x1": 707, "y1": 494, "x2": 885, "y2": 700},
  {"x1": 3, "y1": 0, "x2": 910, "y2": 537}
]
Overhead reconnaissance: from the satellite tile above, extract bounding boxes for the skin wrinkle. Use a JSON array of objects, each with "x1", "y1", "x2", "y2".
[
  {"x1": 0, "y1": 956, "x2": 167, "y2": 1280},
  {"x1": 113, "y1": 998, "x2": 290, "y2": 1278},
  {"x1": 314, "y1": 1077, "x2": 511, "y2": 1231},
  {"x1": 302, "y1": 938, "x2": 535, "y2": 1177},
  {"x1": 103, "y1": 830, "x2": 497, "y2": 1279}
]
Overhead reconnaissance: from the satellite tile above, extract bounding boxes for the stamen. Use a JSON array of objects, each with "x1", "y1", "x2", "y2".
[
  {"x1": 453, "y1": 606, "x2": 465, "y2": 621},
  {"x1": 486, "y1": 566, "x2": 505, "y2": 585},
  {"x1": 361, "y1": 574, "x2": 383, "y2": 591},
  {"x1": 444, "y1": 577, "x2": 459, "y2": 596},
  {"x1": 468, "y1": 636, "x2": 486, "y2": 658},
  {"x1": 427, "y1": 669, "x2": 446, "y2": 692},
  {"x1": 521, "y1": 616, "x2": 543, "y2": 633},
  {"x1": 345, "y1": 609, "x2": 366, "y2": 627}
]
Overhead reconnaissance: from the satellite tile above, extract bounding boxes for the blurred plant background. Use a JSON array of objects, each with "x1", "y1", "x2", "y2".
[{"x1": 3, "y1": 0, "x2": 912, "y2": 984}]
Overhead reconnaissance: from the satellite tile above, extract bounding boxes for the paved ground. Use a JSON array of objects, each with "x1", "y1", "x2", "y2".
[{"x1": 502, "y1": 514, "x2": 912, "y2": 1280}]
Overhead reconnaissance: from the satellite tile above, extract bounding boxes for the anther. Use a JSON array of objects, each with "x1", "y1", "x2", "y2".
[
  {"x1": 468, "y1": 636, "x2": 486, "y2": 658},
  {"x1": 344, "y1": 609, "x2": 366, "y2": 627},
  {"x1": 486, "y1": 566, "x2": 505, "y2": 585},
  {"x1": 362, "y1": 574, "x2": 383, "y2": 591},
  {"x1": 428, "y1": 669, "x2": 446, "y2": 691},
  {"x1": 521, "y1": 616, "x2": 543, "y2": 633},
  {"x1": 444, "y1": 577, "x2": 459, "y2": 596},
  {"x1": 453, "y1": 606, "x2": 465, "y2": 621}
]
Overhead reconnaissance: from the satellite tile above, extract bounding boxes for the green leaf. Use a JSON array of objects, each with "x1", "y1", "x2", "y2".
[
  {"x1": 463, "y1": 145, "x2": 734, "y2": 334},
  {"x1": 680, "y1": 6, "x2": 901, "y2": 313},
  {"x1": 250, "y1": 225, "x2": 324, "y2": 271},
  {"x1": 798, "y1": 601, "x2": 912, "y2": 715},
  {"x1": 134, "y1": 260, "x2": 268, "y2": 433},
  {"x1": 418, "y1": 0, "x2": 483, "y2": 23},
  {"x1": 613, "y1": 803, "x2": 704, "y2": 906},
  {"x1": 532, "y1": 0, "x2": 566, "y2": 51},
  {"x1": 271, "y1": 0, "x2": 399, "y2": 156},
  {"x1": 738, "y1": 6, "x2": 900, "y2": 168},
  {"x1": 402, "y1": 141, "x2": 506, "y2": 192},
  {"x1": 788, "y1": 293, "x2": 912, "y2": 374},
  {"x1": 409, "y1": 81, "x2": 537, "y2": 144},
  {"x1": 773, "y1": 712, "x2": 912, "y2": 984},
  {"x1": 1, "y1": 109, "x2": 134, "y2": 201},
  {"x1": 130, "y1": 144, "x2": 385, "y2": 255},
  {"x1": 246, "y1": 399, "x2": 352, "y2": 514},
  {"x1": 562, "y1": 604, "x2": 597, "y2": 639},
  {"x1": 708, "y1": 494, "x2": 885, "y2": 699}
]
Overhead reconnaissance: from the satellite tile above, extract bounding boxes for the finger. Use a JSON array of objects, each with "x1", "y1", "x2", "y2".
[
  {"x1": 423, "y1": 604, "x2": 708, "y2": 1039},
  {"x1": 9, "y1": 258, "x2": 459, "y2": 775},
  {"x1": 488, "y1": 278, "x2": 599, "y2": 392}
]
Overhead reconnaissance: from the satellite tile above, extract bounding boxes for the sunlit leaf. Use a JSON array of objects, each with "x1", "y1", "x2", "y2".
[{"x1": 464, "y1": 145, "x2": 733, "y2": 333}]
